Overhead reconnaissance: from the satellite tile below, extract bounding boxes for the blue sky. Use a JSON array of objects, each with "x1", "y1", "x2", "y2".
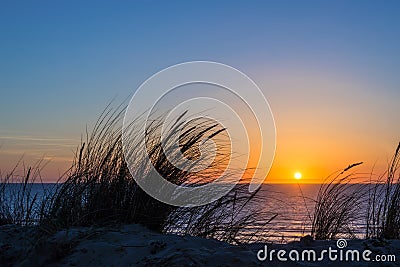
[{"x1": 1, "y1": 1, "x2": 399, "y2": 180}]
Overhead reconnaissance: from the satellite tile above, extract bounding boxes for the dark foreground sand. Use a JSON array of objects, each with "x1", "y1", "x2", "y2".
[{"x1": 1, "y1": 224, "x2": 399, "y2": 266}]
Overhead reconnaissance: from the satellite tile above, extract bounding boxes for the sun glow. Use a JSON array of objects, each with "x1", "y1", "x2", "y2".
[{"x1": 294, "y1": 172, "x2": 302, "y2": 180}]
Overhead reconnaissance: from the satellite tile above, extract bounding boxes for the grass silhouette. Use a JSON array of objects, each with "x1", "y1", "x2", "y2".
[
  {"x1": 366, "y1": 142, "x2": 400, "y2": 239},
  {"x1": 0, "y1": 104, "x2": 277, "y2": 244},
  {"x1": 310, "y1": 163, "x2": 368, "y2": 240}
]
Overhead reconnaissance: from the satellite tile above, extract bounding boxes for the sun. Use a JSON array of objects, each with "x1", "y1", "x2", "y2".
[{"x1": 294, "y1": 172, "x2": 302, "y2": 180}]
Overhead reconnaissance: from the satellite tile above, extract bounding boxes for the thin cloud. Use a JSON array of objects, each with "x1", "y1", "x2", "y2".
[{"x1": 0, "y1": 135, "x2": 78, "y2": 142}]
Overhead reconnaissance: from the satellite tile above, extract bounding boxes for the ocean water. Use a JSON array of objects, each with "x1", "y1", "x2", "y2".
[
  {"x1": 0, "y1": 183, "x2": 371, "y2": 242},
  {"x1": 253, "y1": 184, "x2": 320, "y2": 242},
  {"x1": 249, "y1": 184, "x2": 365, "y2": 242},
  {"x1": 0, "y1": 183, "x2": 59, "y2": 221}
]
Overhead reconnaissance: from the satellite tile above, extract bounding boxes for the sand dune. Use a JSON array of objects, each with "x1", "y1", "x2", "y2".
[{"x1": 1, "y1": 224, "x2": 399, "y2": 266}]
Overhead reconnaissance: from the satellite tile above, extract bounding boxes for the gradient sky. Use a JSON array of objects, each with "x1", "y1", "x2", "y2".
[{"x1": 1, "y1": 1, "x2": 399, "y2": 183}]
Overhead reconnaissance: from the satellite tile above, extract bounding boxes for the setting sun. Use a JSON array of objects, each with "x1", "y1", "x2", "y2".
[{"x1": 294, "y1": 172, "x2": 302, "y2": 180}]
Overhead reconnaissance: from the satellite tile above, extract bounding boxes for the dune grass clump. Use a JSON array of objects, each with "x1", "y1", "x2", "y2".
[
  {"x1": 165, "y1": 182, "x2": 278, "y2": 244},
  {"x1": 0, "y1": 162, "x2": 47, "y2": 226},
  {"x1": 366, "y1": 142, "x2": 400, "y2": 239},
  {"x1": 41, "y1": 106, "x2": 192, "y2": 231},
  {"x1": 37, "y1": 105, "x2": 276, "y2": 243},
  {"x1": 310, "y1": 162, "x2": 368, "y2": 240}
]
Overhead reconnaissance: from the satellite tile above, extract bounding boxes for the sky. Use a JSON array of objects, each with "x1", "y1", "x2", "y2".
[{"x1": 0, "y1": 1, "x2": 399, "y2": 183}]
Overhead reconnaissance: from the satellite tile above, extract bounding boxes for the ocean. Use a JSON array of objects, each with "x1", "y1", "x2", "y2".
[
  {"x1": 249, "y1": 184, "x2": 368, "y2": 242},
  {"x1": 0, "y1": 183, "x2": 370, "y2": 242}
]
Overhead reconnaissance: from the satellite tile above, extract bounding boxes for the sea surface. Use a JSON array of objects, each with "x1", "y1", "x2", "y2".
[
  {"x1": 1, "y1": 183, "x2": 371, "y2": 242},
  {"x1": 248, "y1": 184, "x2": 369, "y2": 242}
]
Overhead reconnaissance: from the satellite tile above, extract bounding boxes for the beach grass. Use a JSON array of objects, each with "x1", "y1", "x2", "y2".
[
  {"x1": 309, "y1": 162, "x2": 369, "y2": 240},
  {"x1": 0, "y1": 105, "x2": 274, "y2": 244},
  {"x1": 0, "y1": 160, "x2": 51, "y2": 226},
  {"x1": 366, "y1": 142, "x2": 400, "y2": 239}
]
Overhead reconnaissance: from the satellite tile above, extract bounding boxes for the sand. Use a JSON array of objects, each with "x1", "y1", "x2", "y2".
[{"x1": 1, "y1": 224, "x2": 399, "y2": 266}]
